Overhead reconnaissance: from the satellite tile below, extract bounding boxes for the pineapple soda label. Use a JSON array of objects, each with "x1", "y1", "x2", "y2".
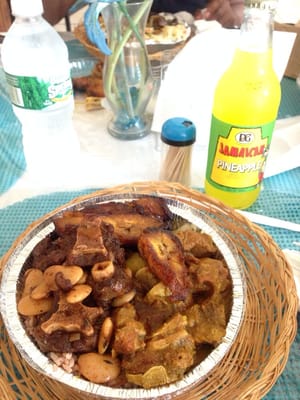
[{"x1": 206, "y1": 115, "x2": 275, "y2": 192}]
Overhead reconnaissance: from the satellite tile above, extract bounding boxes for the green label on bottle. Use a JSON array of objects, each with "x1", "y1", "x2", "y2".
[
  {"x1": 5, "y1": 73, "x2": 73, "y2": 110},
  {"x1": 206, "y1": 116, "x2": 275, "y2": 192}
]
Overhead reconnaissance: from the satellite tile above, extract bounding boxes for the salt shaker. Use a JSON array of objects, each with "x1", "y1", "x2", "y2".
[{"x1": 159, "y1": 117, "x2": 196, "y2": 186}]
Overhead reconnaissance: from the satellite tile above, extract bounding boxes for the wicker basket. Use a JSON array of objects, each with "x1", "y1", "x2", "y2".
[
  {"x1": 73, "y1": 22, "x2": 187, "y2": 63},
  {"x1": 73, "y1": 23, "x2": 106, "y2": 61},
  {"x1": 0, "y1": 182, "x2": 298, "y2": 400}
]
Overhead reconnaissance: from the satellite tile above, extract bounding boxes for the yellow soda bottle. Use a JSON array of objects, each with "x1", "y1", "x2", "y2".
[{"x1": 205, "y1": 0, "x2": 281, "y2": 209}]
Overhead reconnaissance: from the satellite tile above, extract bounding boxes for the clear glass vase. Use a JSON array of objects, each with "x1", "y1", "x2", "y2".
[{"x1": 102, "y1": 0, "x2": 153, "y2": 140}]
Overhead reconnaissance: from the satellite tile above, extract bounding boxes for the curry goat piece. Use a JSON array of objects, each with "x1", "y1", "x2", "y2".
[{"x1": 17, "y1": 197, "x2": 233, "y2": 389}]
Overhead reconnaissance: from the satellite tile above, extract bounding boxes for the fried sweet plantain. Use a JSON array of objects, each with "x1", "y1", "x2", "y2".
[
  {"x1": 54, "y1": 197, "x2": 172, "y2": 246},
  {"x1": 138, "y1": 229, "x2": 189, "y2": 301}
]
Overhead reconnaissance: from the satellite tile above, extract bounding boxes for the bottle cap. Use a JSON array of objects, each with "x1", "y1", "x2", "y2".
[
  {"x1": 161, "y1": 117, "x2": 196, "y2": 147},
  {"x1": 11, "y1": 0, "x2": 43, "y2": 17}
]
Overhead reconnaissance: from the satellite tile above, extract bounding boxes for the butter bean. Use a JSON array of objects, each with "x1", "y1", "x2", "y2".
[
  {"x1": 77, "y1": 271, "x2": 88, "y2": 284},
  {"x1": 66, "y1": 284, "x2": 92, "y2": 304},
  {"x1": 22, "y1": 268, "x2": 44, "y2": 297},
  {"x1": 78, "y1": 353, "x2": 120, "y2": 384},
  {"x1": 31, "y1": 281, "x2": 50, "y2": 300},
  {"x1": 98, "y1": 317, "x2": 113, "y2": 354},
  {"x1": 18, "y1": 295, "x2": 53, "y2": 316},
  {"x1": 44, "y1": 265, "x2": 84, "y2": 290},
  {"x1": 112, "y1": 289, "x2": 136, "y2": 307}
]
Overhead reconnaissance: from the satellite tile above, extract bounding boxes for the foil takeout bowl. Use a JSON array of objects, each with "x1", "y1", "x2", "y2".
[{"x1": 0, "y1": 193, "x2": 246, "y2": 399}]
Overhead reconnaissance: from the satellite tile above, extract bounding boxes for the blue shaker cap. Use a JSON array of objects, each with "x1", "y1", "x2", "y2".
[{"x1": 161, "y1": 117, "x2": 196, "y2": 146}]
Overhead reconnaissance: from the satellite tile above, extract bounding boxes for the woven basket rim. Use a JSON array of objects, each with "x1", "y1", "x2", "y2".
[{"x1": 0, "y1": 181, "x2": 298, "y2": 400}]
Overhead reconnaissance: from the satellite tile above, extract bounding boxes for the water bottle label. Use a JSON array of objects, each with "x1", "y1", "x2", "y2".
[
  {"x1": 4, "y1": 73, "x2": 73, "y2": 110},
  {"x1": 206, "y1": 116, "x2": 275, "y2": 192}
]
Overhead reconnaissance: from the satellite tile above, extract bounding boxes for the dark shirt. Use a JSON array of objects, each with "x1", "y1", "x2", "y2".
[{"x1": 151, "y1": 0, "x2": 208, "y2": 14}]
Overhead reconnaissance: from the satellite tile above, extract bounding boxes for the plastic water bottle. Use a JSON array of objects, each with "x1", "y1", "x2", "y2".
[{"x1": 1, "y1": 0, "x2": 79, "y2": 171}]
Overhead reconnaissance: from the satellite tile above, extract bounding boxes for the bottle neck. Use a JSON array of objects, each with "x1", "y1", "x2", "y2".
[
  {"x1": 14, "y1": 14, "x2": 43, "y2": 24},
  {"x1": 238, "y1": 7, "x2": 274, "y2": 54}
]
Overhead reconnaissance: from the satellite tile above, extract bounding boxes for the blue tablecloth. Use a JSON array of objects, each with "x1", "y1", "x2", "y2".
[
  {"x1": 278, "y1": 77, "x2": 300, "y2": 119},
  {"x1": 0, "y1": 68, "x2": 25, "y2": 195},
  {"x1": 0, "y1": 168, "x2": 298, "y2": 257}
]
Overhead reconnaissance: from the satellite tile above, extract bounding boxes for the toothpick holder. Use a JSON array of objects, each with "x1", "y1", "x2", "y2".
[{"x1": 159, "y1": 117, "x2": 196, "y2": 186}]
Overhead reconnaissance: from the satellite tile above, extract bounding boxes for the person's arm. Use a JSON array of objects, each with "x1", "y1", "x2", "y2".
[
  {"x1": 0, "y1": 0, "x2": 13, "y2": 31},
  {"x1": 41, "y1": 0, "x2": 77, "y2": 25},
  {"x1": 195, "y1": 0, "x2": 244, "y2": 28}
]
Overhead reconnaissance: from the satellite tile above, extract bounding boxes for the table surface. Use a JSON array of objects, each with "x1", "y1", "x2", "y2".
[{"x1": 0, "y1": 38, "x2": 300, "y2": 399}]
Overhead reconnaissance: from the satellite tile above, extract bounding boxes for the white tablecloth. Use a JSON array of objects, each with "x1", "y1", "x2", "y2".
[{"x1": 0, "y1": 27, "x2": 299, "y2": 209}]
